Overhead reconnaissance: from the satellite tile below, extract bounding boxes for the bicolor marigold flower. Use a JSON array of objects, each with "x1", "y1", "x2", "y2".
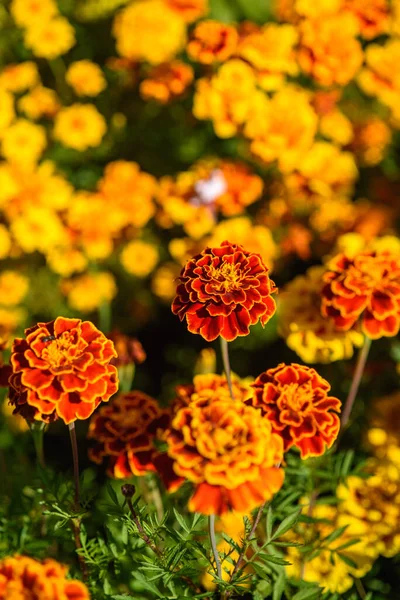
[
  {"x1": 247, "y1": 363, "x2": 341, "y2": 458},
  {"x1": 161, "y1": 389, "x2": 284, "y2": 514},
  {"x1": 321, "y1": 251, "x2": 400, "y2": 339},
  {"x1": 8, "y1": 317, "x2": 118, "y2": 424},
  {"x1": 172, "y1": 240, "x2": 277, "y2": 342},
  {"x1": 174, "y1": 372, "x2": 253, "y2": 409},
  {"x1": 0, "y1": 554, "x2": 90, "y2": 599},
  {"x1": 140, "y1": 60, "x2": 193, "y2": 103},
  {"x1": 187, "y1": 20, "x2": 238, "y2": 64},
  {"x1": 88, "y1": 391, "x2": 169, "y2": 478}
]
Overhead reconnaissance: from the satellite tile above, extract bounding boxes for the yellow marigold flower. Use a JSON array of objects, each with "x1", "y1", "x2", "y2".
[
  {"x1": 1, "y1": 119, "x2": 46, "y2": 166},
  {"x1": 18, "y1": 86, "x2": 60, "y2": 120},
  {"x1": 0, "y1": 89, "x2": 15, "y2": 135},
  {"x1": 187, "y1": 20, "x2": 238, "y2": 64},
  {"x1": 194, "y1": 59, "x2": 264, "y2": 139},
  {"x1": 113, "y1": 0, "x2": 186, "y2": 64},
  {"x1": 319, "y1": 108, "x2": 354, "y2": 146},
  {"x1": 46, "y1": 245, "x2": 88, "y2": 277},
  {"x1": 11, "y1": 206, "x2": 67, "y2": 254},
  {"x1": 367, "y1": 392, "x2": 400, "y2": 467},
  {"x1": 337, "y1": 460, "x2": 400, "y2": 558},
  {"x1": 0, "y1": 307, "x2": 27, "y2": 339},
  {"x1": 310, "y1": 197, "x2": 358, "y2": 241},
  {"x1": 98, "y1": 160, "x2": 156, "y2": 228},
  {"x1": 351, "y1": 118, "x2": 391, "y2": 166},
  {"x1": 66, "y1": 60, "x2": 107, "y2": 97},
  {"x1": 278, "y1": 265, "x2": 364, "y2": 363},
  {"x1": 62, "y1": 272, "x2": 117, "y2": 313},
  {"x1": 238, "y1": 23, "x2": 298, "y2": 90},
  {"x1": 286, "y1": 502, "x2": 375, "y2": 594},
  {"x1": 333, "y1": 232, "x2": 400, "y2": 259},
  {"x1": 53, "y1": 103, "x2": 106, "y2": 151},
  {"x1": 295, "y1": 0, "x2": 342, "y2": 18},
  {"x1": 140, "y1": 60, "x2": 193, "y2": 103},
  {"x1": 10, "y1": 0, "x2": 58, "y2": 28},
  {"x1": 0, "y1": 61, "x2": 39, "y2": 93},
  {"x1": 24, "y1": 16, "x2": 76, "y2": 60},
  {"x1": 298, "y1": 14, "x2": 363, "y2": 87},
  {"x1": 392, "y1": 0, "x2": 400, "y2": 36},
  {"x1": 0, "y1": 554, "x2": 90, "y2": 599},
  {"x1": 0, "y1": 225, "x2": 11, "y2": 259},
  {"x1": 245, "y1": 86, "x2": 317, "y2": 172},
  {"x1": 207, "y1": 217, "x2": 277, "y2": 270},
  {"x1": 165, "y1": 0, "x2": 208, "y2": 22},
  {"x1": 151, "y1": 262, "x2": 181, "y2": 302},
  {"x1": 0, "y1": 271, "x2": 29, "y2": 306},
  {"x1": 120, "y1": 240, "x2": 159, "y2": 277}
]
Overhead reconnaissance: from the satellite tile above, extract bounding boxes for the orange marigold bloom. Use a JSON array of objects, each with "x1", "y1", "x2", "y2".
[
  {"x1": 88, "y1": 391, "x2": 169, "y2": 478},
  {"x1": 344, "y1": 0, "x2": 390, "y2": 39},
  {"x1": 0, "y1": 555, "x2": 90, "y2": 600},
  {"x1": 321, "y1": 252, "x2": 400, "y2": 339},
  {"x1": 161, "y1": 389, "x2": 284, "y2": 514},
  {"x1": 187, "y1": 21, "x2": 238, "y2": 64},
  {"x1": 172, "y1": 240, "x2": 277, "y2": 342},
  {"x1": 247, "y1": 363, "x2": 341, "y2": 458},
  {"x1": 8, "y1": 317, "x2": 118, "y2": 424},
  {"x1": 140, "y1": 60, "x2": 194, "y2": 103},
  {"x1": 174, "y1": 372, "x2": 253, "y2": 410}
]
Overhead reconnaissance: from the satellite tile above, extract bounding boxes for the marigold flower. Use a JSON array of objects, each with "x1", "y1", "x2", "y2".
[
  {"x1": 351, "y1": 118, "x2": 391, "y2": 166},
  {"x1": 61, "y1": 272, "x2": 117, "y2": 313},
  {"x1": 88, "y1": 391, "x2": 169, "y2": 478},
  {"x1": 321, "y1": 251, "x2": 400, "y2": 339},
  {"x1": 187, "y1": 20, "x2": 238, "y2": 64},
  {"x1": 344, "y1": 0, "x2": 390, "y2": 39},
  {"x1": 0, "y1": 61, "x2": 39, "y2": 93},
  {"x1": 0, "y1": 554, "x2": 90, "y2": 600},
  {"x1": 172, "y1": 240, "x2": 277, "y2": 342},
  {"x1": 1, "y1": 119, "x2": 47, "y2": 166},
  {"x1": 140, "y1": 61, "x2": 193, "y2": 103},
  {"x1": 46, "y1": 246, "x2": 88, "y2": 277},
  {"x1": 24, "y1": 16, "x2": 76, "y2": 60},
  {"x1": 238, "y1": 23, "x2": 298, "y2": 90},
  {"x1": 53, "y1": 103, "x2": 106, "y2": 151},
  {"x1": 298, "y1": 14, "x2": 363, "y2": 87},
  {"x1": 11, "y1": 206, "x2": 67, "y2": 255},
  {"x1": 120, "y1": 240, "x2": 159, "y2": 277},
  {"x1": 248, "y1": 363, "x2": 341, "y2": 458},
  {"x1": 165, "y1": 0, "x2": 208, "y2": 22},
  {"x1": 18, "y1": 86, "x2": 60, "y2": 120},
  {"x1": 0, "y1": 271, "x2": 29, "y2": 306},
  {"x1": 10, "y1": 0, "x2": 58, "y2": 28},
  {"x1": 319, "y1": 108, "x2": 354, "y2": 146},
  {"x1": 278, "y1": 266, "x2": 364, "y2": 364},
  {"x1": 66, "y1": 60, "x2": 107, "y2": 97},
  {"x1": 8, "y1": 316, "x2": 118, "y2": 424},
  {"x1": 108, "y1": 331, "x2": 146, "y2": 368},
  {"x1": 113, "y1": 0, "x2": 186, "y2": 64},
  {"x1": 152, "y1": 263, "x2": 181, "y2": 302},
  {"x1": 174, "y1": 372, "x2": 253, "y2": 410},
  {"x1": 367, "y1": 392, "x2": 400, "y2": 467},
  {"x1": 215, "y1": 161, "x2": 263, "y2": 216},
  {"x1": 161, "y1": 389, "x2": 284, "y2": 514},
  {"x1": 0, "y1": 89, "x2": 15, "y2": 136},
  {"x1": 0, "y1": 225, "x2": 11, "y2": 260}
]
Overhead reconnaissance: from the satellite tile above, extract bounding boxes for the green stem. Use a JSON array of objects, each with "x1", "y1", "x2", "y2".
[
  {"x1": 98, "y1": 300, "x2": 112, "y2": 334},
  {"x1": 30, "y1": 422, "x2": 46, "y2": 468},
  {"x1": 341, "y1": 337, "x2": 372, "y2": 428},
  {"x1": 68, "y1": 422, "x2": 80, "y2": 509},
  {"x1": 208, "y1": 514, "x2": 222, "y2": 580},
  {"x1": 220, "y1": 337, "x2": 234, "y2": 400}
]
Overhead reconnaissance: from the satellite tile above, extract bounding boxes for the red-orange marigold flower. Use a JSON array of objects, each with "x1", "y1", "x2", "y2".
[
  {"x1": 8, "y1": 317, "x2": 118, "y2": 424},
  {"x1": 88, "y1": 391, "x2": 170, "y2": 478},
  {"x1": 172, "y1": 240, "x2": 277, "y2": 342},
  {"x1": 247, "y1": 363, "x2": 341, "y2": 459},
  {"x1": 0, "y1": 555, "x2": 90, "y2": 600},
  {"x1": 161, "y1": 389, "x2": 284, "y2": 515},
  {"x1": 321, "y1": 252, "x2": 400, "y2": 339},
  {"x1": 187, "y1": 20, "x2": 238, "y2": 64}
]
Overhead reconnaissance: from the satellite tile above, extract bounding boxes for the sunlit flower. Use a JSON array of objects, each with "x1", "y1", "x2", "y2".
[
  {"x1": 161, "y1": 389, "x2": 284, "y2": 514},
  {"x1": 0, "y1": 307, "x2": 27, "y2": 340},
  {"x1": 0, "y1": 89, "x2": 15, "y2": 135},
  {"x1": 54, "y1": 103, "x2": 106, "y2": 151},
  {"x1": 8, "y1": 316, "x2": 118, "y2": 423},
  {"x1": 337, "y1": 460, "x2": 400, "y2": 558},
  {"x1": 172, "y1": 240, "x2": 277, "y2": 342},
  {"x1": 11, "y1": 206, "x2": 67, "y2": 255},
  {"x1": 140, "y1": 61, "x2": 193, "y2": 103},
  {"x1": 165, "y1": 0, "x2": 208, "y2": 22},
  {"x1": 248, "y1": 363, "x2": 341, "y2": 458},
  {"x1": 321, "y1": 251, "x2": 400, "y2": 339},
  {"x1": 0, "y1": 555, "x2": 90, "y2": 600},
  {"x1": 1, "y1": 119, "x2": 46, "y2": 166},
  {"x1": 319, "y1": 108, "x2": 354, "y2": 146},
  {"x1": 120, "y1": 240, "x2": 159, "y2": 277},
  {"x1": 61, "y1": 272, "x2": 117, "y2": 313},
  {"x1": 46, "y1": 245, "x2": 88, "y2": 277},
  {"x1": 298, "y1": 14, "x2": 363, "y2": 87},
  {"x1": 113, "y1": 0, "x2": 186, "y2": 64},
  {"x1": 18, "y1": 86, "x2": 60, "y2": 120},
  {"x1": 0, "y1": 61, "x2": 39, "y2": 93},
  {"x1": 367, "y1": 392, "x2": 400, "y2": 467},
  {"x1": 187, "y1": 20, "x2": 238, "y2": 64},
  {"x1": 278, "y1": 266, "x2": 364, "y2": 364},
  {"x1": 173, "y1": 372, "x2": 253, "y2": 410},
  {"x1": 0, "y1": 225, "x2": 11, "y2": 259},
  {"x1": 66, "y1": 59, "x2": 107, "y2": 97},
  {"x1": 0, "y1": 271, "x2": 29, "y2": 306},
  {"x1": 238, "y1": 23, "x2": 298, "y2": 90},
  {"x1": 24, "y1": 16, "x2": 76, "y2": 60},
  {"x1": 351, "y1": 118, "x2": 391, "y2": 166},
  {"x1": 152, "y1": 263, "x2": 181, "y2": 302},
  {"x1": 344, "y1": 0, "x2": 390, "y2": 39},
  {"x1": 88, "y1": 391, "x2": 169, "y2": 477},
  {"x1": 214, "y1": 161, "x2": 263, "y2": 216},
  {"x1": 10, "y1": 0, "x2": 58, "y2": 28}
]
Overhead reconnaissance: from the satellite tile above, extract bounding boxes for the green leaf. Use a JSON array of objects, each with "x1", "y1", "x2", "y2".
[
  {"x1": 257, "y1": 553, "x2": 291, "y2": 566},
  {"x1": 321, "y1": 526, "x2": 348, "y2": 546},
  {"x1": 173, "y1": 508, "x2": 190, "y2": 533},
  {"x1": 266, "y1": 506, "x2": 273, "y2": 541},
  {"x1": 340, "y1": 450, "x2": 355, "y2": 477},
  {"x1": 336, "y1": 553, "x2": 358, "y2": 569},
  {"x1": 106, "y1": 482, "x2": 120, "y2": 507},
  {"x1": 335, "y1": 538, "x2": 360, "y2": 551},
  {"x1": 271, "y1": 511, "x2": 300, "y2": 541},
  {"x1": 272, "y1": 571, "x2": 286, "y2": 600},
  {"x1": 292, "y1": 586, "x2": 321, "y2": 600}
]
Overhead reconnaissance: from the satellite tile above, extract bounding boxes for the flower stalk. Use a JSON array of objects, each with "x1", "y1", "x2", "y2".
[
  {"x1": 220, "y1": 337, "x2": 234, "y2": 399},
  {"x1": 208, "y1": 514, "x2": 222, "y2": 580},
  {"x1": 341, "y1": 336, "x2": 372, "y2": 428}
]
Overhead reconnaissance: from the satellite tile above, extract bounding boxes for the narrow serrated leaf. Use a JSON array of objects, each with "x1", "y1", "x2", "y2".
[{"x1": 272, "y1": 511, "x2": 300, "y2": 541}]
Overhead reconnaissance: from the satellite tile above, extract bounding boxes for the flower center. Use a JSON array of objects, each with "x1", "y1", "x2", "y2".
[
  {"x1": 41, "y1": 333, "x2": 75, "y2": 370},
  {"x1": 281, "y1": 383, "x2": 313, "y2": 413},
  {"x1": 208, "y1": 262, "x2": 241, "y2": 292}
]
